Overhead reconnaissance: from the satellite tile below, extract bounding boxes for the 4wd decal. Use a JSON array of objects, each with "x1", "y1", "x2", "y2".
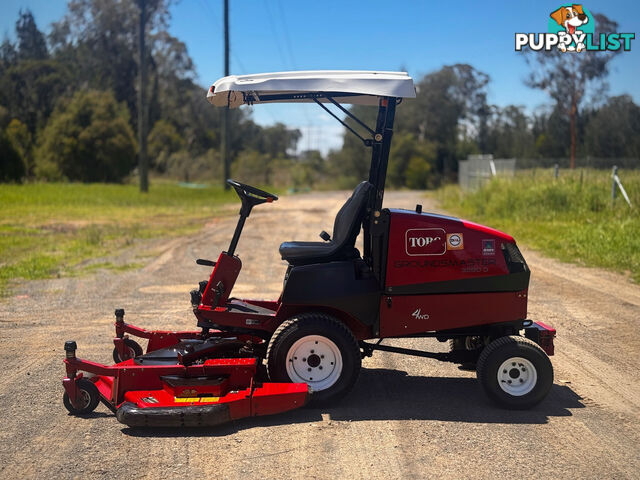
[
  {"x1": 405, "y1": 228, "x2": 446, "y2": 256},
  {"x1": 411, "y1": 308, "x2": 430, "y2": 320}
]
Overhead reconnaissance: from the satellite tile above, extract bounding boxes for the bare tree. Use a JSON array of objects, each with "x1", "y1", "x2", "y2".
[{"x1": 525, "y1": 14, "x2": 620, "y2": 168}]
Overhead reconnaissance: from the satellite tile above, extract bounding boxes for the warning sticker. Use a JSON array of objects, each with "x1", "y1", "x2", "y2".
[
  {"x1": 482, "y1": 239, "x2": 496, "y2": 256},
  {"x1": 174, "y1": 397, "x2": 220, "y2": 403},
  {"x1": 446, "y1": 233, "x2": 464, "y2": 250}
]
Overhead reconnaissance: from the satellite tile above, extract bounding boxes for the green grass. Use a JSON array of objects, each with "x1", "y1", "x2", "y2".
[
  {"x1": 0, "y1": 181, "x2": 239, "y2": 295},
  {"x1": 436, "y1": 168, "x2": 640, "y2": 283}
]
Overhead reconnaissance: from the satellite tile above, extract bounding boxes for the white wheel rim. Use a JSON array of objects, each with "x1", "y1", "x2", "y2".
[
  {"x1": 497, "y1": 357, "x2": 537, "y2": 396},
  {"x1": 285, "y1": 335, "x2": 343, "y2": 391}
]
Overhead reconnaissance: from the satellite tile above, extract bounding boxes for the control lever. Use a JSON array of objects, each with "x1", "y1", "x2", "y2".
[
  {"x1": 319, "y1": 231, "x2": 331, "y2": 242},
  {"x1": 196, "y1": 259, "x2": 216, "y2": 267},
  {"x1": 213, "y1": 281, "x2": 225, "y2": 307}
]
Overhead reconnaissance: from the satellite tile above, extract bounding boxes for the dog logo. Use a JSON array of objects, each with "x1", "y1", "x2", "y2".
[
  {"x1": 549, "y1": 4, "x2": 591, "y2": 52},
  {"x1": 515, "y1": 5, "x2": 634, "y2": 53}
]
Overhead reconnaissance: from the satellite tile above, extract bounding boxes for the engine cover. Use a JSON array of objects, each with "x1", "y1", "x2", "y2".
[{"x1": 379, "y1": 209, "x2": 529, "y2": 336}]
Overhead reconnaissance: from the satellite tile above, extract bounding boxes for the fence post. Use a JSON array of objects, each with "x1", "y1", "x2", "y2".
[
  {"x1": 554, "y1": 163, "x2": 559, "y2": 179},
  {"x1": 612, "y1": 166, "x2": 633, "y2": 208},
  {"x1": 611, "y1": 165, "x2": 617, "y2": 206}
]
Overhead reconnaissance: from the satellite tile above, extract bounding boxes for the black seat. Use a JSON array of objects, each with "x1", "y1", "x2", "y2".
[{"x1": 279, "y1": 181, "x2": 373, "y2": 266}]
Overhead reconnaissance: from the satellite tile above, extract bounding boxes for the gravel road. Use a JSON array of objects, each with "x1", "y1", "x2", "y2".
[{"x1": 0, "y1": 190, "x2": 639, "y2": 479}]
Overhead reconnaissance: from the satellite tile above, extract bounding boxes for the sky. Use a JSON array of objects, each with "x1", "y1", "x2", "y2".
[{"x1": 2, "y1": 0, "x2": 639, "y2": 153}]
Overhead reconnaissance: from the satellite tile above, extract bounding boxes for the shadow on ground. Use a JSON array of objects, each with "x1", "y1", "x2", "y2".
[{"x1": 121, "y1": 367, "x2": 584, "y2": 437}]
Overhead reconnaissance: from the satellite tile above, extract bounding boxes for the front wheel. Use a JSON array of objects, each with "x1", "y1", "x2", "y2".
[
  {"x1": 266, "y1": 313, "x2": 361, "y2": 405},
  {"x1": 112, "y1": 338, "x2": 143, "y2": 363},
  {"x1": 476, "y1": 335, "x2": 553, "y2": 409},
  {"x1": 63, "y1": 378, "x2": 100, "y2": 415}
]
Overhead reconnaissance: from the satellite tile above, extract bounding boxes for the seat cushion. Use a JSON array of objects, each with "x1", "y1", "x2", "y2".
[{"x1": 279, "y1": 241, "x2": 359, "y2": 266}]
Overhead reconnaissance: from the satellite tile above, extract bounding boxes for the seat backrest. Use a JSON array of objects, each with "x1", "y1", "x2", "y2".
[{"x1": 331, "y1": 181, "x2": 373, "y2": 249}]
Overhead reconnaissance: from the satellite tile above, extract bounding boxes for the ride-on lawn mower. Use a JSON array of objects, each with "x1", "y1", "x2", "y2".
[{"x1": 62, "y1": 71, "x2": 556, "y2": 427}]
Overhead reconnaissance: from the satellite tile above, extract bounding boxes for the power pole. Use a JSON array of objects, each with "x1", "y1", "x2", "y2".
[
  {"x1": 137, "y1": 0, "x2": 149, "y2": 192},
  {"x1": 221, "y1": 0, "x2": 230, "y2": 189}
]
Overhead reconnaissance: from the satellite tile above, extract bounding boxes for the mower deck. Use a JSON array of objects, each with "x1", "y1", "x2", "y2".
[{"x1": 63, "y1": 341, "x2": 309, "y2": 428}]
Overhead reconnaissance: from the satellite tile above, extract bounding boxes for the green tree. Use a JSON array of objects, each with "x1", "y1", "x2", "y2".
[
  {"x1": 148, "y1": 119, "x2": 184, "y2": 171},
  {"x1": 484, "y1": 105, "x2": 536, "y2": 159},
  {"x1": 388, "y1": 133, "x2": 436, "y2": 188},
  {"x1": 5, "y1": 118, "x2": 32, "y2": 174},
  {"x1": 16, "y1": 9, "x2": 48, "y2": 61},
  {"x1": 35, "y1": 89, "x2": 137, "y2": 182},
  {"x1": 0, "y1": 12, "x2": 67, "y2": 136},
  {"x1": 585, "y1": 95, "x2": 640, "y2": 159},
  {"x1": 232, "y1": 150, "x2": 271, "y2": 185},
  {"x1": 0, "y1": 131, "x2": 25, "y2": 182}
]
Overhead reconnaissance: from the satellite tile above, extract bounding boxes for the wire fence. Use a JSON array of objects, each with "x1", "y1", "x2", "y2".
[
  {"x1": 515, "y1": 157, "x2": 639, "y2": 170},
  {"x1": 458, "y1": 155, "x2": 516, "y2": 190}
]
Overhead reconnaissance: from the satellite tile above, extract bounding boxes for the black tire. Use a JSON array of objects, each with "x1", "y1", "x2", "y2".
[
  {"x1": 476, "y1": 335, "x2": 553, "y2": 409},
  {"x1": 112, "y1": 338, "x2": 143, "y2": 363},
  {"x1": 266, "y1": 313, "x2": 361, "y2": 405},
  {"x1": 63, "y1": 378, "x2": 100, "y2": 415}
]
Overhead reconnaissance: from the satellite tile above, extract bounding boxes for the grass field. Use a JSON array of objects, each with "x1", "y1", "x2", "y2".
[
  {"x1": 436, "y1": 168, "x2": 640, "y2": 283},
  {"x1": 0, "y1": 182, "x2": 238, "y2": 295}
]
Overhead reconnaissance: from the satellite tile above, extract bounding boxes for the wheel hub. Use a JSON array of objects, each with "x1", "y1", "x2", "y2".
[
  {"x1": 286, "y1": 335, "x2": 343, "y2": 391},
  {"x1": 307, "y1": 353, "x2": 321, "y2": 368},
  {"x1": 497, "y1": 357, "x2": 537, "y2": 396}
]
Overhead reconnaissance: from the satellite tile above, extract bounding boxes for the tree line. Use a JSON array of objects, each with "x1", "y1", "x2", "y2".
[
  {"x1": 328, "y1": 62, "x2": 639, "y2": 189},
  {"x1": 0, "y1": 2, "x2": 301, "y2": 184},
  {"x1": 0, "y1": 3, "x2": 638, "y2": 188}
]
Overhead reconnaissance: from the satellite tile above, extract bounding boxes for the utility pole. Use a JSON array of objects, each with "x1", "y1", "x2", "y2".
[
  {"x1": 221, "y1": 0, "x2": 230, "y2": 189},
  {"x1": 137, "y1": 0, "x2": 149, "y2": 192}
]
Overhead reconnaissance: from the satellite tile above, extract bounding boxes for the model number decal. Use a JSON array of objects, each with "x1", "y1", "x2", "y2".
[
  {"x1": 394, "y1": 257, "x2": 497, "y2": 269},
  {"x1": 405, "y1": 228, "x2": 446, "y2": 256}
]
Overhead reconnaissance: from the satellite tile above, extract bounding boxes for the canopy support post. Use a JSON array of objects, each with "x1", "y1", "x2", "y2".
[
  {"x1": 312, "y1": 98, "x2": 372, "y2": 147},
  {"x1": 364, "y1": 97, "x2": 396, "y2": 283}
]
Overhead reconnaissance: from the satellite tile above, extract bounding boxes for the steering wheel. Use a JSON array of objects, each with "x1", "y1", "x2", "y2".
[
  {"x1": 227, "y1": 179, "x2": 278, "y2": 217},
  {"x1": 227, "y1": 179, "x2": 278, "y2": 202}
]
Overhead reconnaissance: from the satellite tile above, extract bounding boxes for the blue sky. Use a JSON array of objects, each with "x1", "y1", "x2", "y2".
[{"x1": 2, "y1": 0, "x2": 639, "y2": 153}]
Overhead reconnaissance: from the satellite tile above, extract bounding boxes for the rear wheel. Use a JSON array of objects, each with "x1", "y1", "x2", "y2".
[
  {"x1": 476, "y1": 335, "x2": 553, "y2": 409},
  {"x1": 63, "y1": 378, "x2": 100, "y2": 415},
  {"x1": 266, "y1": 313, "x2": 361, "y2": 405}
]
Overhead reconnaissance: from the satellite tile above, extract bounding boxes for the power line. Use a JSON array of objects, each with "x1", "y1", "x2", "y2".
[
  {"x1": 275, "y1": 0, "x2": 297, "y2": 69},
  {"x1": 262, "y1": 0, "x2": 288, "y2": 69},
  {"x1": 200, "y1": 0, "x2": 247, "y2": 74}
]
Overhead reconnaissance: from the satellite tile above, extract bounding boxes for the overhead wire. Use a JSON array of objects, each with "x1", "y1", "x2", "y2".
[{"x1": 272, "y1": 0, "x2": 318, "y2": 152}]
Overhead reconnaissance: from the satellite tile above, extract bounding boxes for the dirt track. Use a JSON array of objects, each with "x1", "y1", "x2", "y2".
[{"x1": 1, "y1": 190, "x2": 639, "y2": 479}]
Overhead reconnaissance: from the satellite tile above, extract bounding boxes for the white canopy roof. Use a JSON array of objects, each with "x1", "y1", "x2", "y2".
[{"x1": 206, "y1": 70, "x2": 416, "y2": 108}]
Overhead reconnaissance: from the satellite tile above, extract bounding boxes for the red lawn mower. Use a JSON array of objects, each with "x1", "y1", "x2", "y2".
[{"x1": 62, "y1": 71, "x2": 556, "y2": 427}]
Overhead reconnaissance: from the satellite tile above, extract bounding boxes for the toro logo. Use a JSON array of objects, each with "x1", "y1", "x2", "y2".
[{"x1": 405, "y1": 228, "x2": 446, "y2": 256}]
